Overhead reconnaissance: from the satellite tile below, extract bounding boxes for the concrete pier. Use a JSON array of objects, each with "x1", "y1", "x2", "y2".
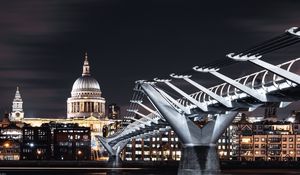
[
  {"x1": 107, "y1": 156, "x2": 122, "y2": 168},
  {"x1": 178, "y1": 145, "x2": 220, "y2": 175}
]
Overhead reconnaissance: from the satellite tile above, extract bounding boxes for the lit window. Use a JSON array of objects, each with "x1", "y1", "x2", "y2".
[
  {"x1": 162, "y1": 138, "x2": 168, "y2": 142},
  {"x1": 242, "y1": 138, "x2": 251, "y2": 143}
]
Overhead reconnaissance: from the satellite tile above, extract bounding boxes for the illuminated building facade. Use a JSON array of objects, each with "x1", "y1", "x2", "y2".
[
  {"x1": 0, "y1": 113, "x2": 22, "y2": 160},
  {"x1": 4, "y1": 53, "x2": 121, "y2": 160},
  {"x1": 122, "y1": 113, "x2": 300, "y2": 162},
  {"x1": 21, "y1": 117, "x2": 120, "y2": 160},
  {"x1": 122, "y1": 131, "x2": 181, "y2": 161},
  {"x1": 20, "y1": 124, "x2": 52, "y2": 160},
  {"x1": 229, "y1": 119, "x2": 300, "y2": 161},
  {"x1": 19, "y1": 123, "x2": 91, "y2": 160},
  {"x1": 0, "y1": 139, "x2": 20, "y2": 160},
  {"x1": 53, "y1": 123, "x2": 91, "y2": 160}
]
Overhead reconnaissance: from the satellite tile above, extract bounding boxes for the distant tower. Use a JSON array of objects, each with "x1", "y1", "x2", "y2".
[
  {"x1": 108, "y1": 103, "x2": 120, "y2": 119},
  {"x1": 10, "y1": 87, "x2": 24, "y2": 121}
]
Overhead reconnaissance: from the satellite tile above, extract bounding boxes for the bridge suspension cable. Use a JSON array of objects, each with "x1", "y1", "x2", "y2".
[{"x1": 180, "y1": 27, "x2": 300, "y2": 72}]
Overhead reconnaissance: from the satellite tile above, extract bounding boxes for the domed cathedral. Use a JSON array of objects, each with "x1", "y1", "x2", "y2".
[{"x1": 67, "y1": 52, "x2": 106, "y2": 119}]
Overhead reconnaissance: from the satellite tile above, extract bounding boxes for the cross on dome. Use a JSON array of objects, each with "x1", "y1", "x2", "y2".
[{"x1": 82, "y1": 52, "x2": 90, "y2": 76}]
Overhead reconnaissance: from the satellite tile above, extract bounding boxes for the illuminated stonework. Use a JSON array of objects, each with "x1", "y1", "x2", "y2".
[
  {"x1": 10, "y1": 87, "x2": 24, "y2": 122},
  {"x1": 6, "y1": 53, "x2": 120, "y2": 160},
  {"x1": 67, "y1": 53, "x2": 106, "y2": 119}
]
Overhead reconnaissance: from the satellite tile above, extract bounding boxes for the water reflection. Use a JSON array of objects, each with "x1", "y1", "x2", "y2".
[{"x1": 2, "y1": 168, "x2": 300, "y2": 175}]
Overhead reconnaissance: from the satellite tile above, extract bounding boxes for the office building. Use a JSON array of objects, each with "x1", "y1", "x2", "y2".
[
  {"x1": 20, "y1": 124, "x2": 52, "y2": 160},
  {"x1": 53, "y1": 123, "x2": 91, "y2": 160}
]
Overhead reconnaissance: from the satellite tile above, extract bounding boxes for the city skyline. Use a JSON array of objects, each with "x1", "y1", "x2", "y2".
[{"x1": 1, "y1": 1, "x2": 300, "y2": 117}]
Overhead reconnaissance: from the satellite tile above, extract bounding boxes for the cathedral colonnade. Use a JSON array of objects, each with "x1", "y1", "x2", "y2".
[{"x1": 68, "y1": 101, "x2": 105, "y2": 114}]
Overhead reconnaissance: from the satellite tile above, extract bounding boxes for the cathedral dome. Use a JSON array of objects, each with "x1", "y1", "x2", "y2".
[
  {"x1": 70, "y1": 52, "x2": 102, "y2": 98},
  {"x1": 72, "y1": 76, "x2": 101, "y2": 93}
]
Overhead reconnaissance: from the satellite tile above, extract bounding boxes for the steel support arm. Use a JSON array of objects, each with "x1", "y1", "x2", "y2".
[
  {"x1": 134, "y1": 111, "x2": 159, "y2": 124},
  {"x1": 130, "y1": 117, "x2": 152, "y2": 126},
  {"x1": 138, "y1": 102, "x2": 160, "y2": 115},
  {"x1": 156, "y1": 87, "x2": 191, "y2": 114},
  {"x1": 164, "y1": 81, "x2": 208, "y2": 111},
  {"x1": 184, "y1": 78, "x2": 233, "y2": 107}
]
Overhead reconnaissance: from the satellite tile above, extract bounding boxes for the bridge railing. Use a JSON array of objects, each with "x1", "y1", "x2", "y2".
[{"x1": 178, "y1": 58, "x2": 300, "y2": 108}]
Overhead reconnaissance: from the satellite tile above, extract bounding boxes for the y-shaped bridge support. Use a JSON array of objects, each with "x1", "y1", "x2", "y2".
[
  {"x1": 140, "y1": 82, "x2": 238, "y2": 175},
  {"x1": 96, "y1": 136, "x2": 129, "y2": 167}
]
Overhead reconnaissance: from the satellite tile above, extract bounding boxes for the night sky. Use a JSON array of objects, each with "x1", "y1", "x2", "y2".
[{"x1": 1, "y1": 0, "x2": 300, "y2": 118}]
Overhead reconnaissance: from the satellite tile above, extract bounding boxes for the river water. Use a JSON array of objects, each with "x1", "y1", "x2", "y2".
[{"x1": 1, "y1": 169, "x2": 300, "y2": 175}]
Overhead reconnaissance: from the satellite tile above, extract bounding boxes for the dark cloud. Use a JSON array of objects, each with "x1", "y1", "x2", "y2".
[{"x1": 1, "y1": 0, "x2": 300, "y2": 118}]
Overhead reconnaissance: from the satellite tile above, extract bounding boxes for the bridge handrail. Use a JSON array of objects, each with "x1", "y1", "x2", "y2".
[{"x1": 178, "y1": 57, "x2": 300, "y2": 107}]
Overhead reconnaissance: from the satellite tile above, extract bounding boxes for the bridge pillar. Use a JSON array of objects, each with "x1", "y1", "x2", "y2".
[
  {"x1": 179, "y1": 145, "x2": 220, "y2": 175},
  {"x1": 140, "y1": 82, "x2": 237, "y2": 175},
  {"x1": 96, "y1": 136, "x2": 128, "y2": 168},
  {"x1": 107, "y1": 155, "x2": 122, "y2": 168}
]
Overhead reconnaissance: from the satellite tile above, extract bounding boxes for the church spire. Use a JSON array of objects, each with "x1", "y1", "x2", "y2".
[
  {"x1": 10, "y1": 86, "x2": 24, "y2": 121},
  {"x1": 82, "y1": 52, "x2": 91, "y2": 76},
  {"x1": 14, "y1": 86, "x2": 22, "y2": 102}
]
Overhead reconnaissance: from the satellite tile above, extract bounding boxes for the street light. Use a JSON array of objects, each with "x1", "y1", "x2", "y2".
[{"x1": 4, "y1": 143, "x2": 10, "y2": 148}]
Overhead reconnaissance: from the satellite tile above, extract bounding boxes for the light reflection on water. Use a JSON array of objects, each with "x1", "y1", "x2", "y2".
[{"x1": 2, "y1": 169, "x2": 300, "y2": 175}]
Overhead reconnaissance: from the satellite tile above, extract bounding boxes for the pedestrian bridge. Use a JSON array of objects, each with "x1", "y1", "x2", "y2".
[{"x1": 97, "y1": 27, "x2": 300, "y2": 175}]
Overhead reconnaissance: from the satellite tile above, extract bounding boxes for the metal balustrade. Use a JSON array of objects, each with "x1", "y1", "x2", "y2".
[{"x1": 178, "y1": 58, "x2": 300, "y2": 109}]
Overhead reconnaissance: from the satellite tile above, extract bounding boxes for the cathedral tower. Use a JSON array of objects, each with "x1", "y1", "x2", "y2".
[{"x1": 10, "y1": 86, "x2": 24, "y2": 121}]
